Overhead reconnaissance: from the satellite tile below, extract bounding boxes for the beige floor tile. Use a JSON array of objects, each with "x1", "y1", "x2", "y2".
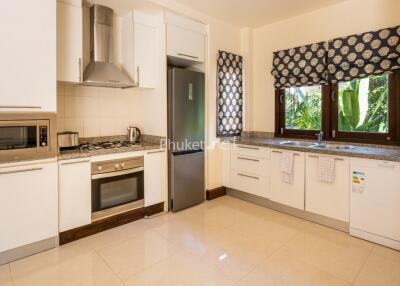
[
  {"x1": 0, "y1": 264, "x2": 13, "y2": 286},
  {"x1": 11, "y1": 252, "x2": 122, "y2": 286},
  {"x1": 275, "y1": 223, "x2": 373, "y2": 282},
  {"x1": 353, "y1": 246, "x2": 400, "y2": 286},
  {"x1": 124, "y1": 251, "x2": 234, "y2": 286},
  {"x1": 237, "y1": 252, "x2": 351, "y2": 286},
  {"x1": 97, "y1": 231, "x2": 179, "y2": 280}
]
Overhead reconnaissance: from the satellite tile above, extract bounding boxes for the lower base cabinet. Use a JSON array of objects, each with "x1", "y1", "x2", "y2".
[
  {"x1": 305, "y1": 153, "x2": 349, "y2": 222},
  {"x1": 270, "y1": 149, "x2": 305, "y2": 210},
  {"x1": 144, "y1": 149, "x2": 167, "y2": 207},
  {"x1": 230, "y1": 171, "x2": 269, "y2": 198},
  {"x1": 59, "y1": 158, "x2": 91, "y2": 232},
  {"x1": 0, "y1": 160, "x2": 58, "y2": 253}
]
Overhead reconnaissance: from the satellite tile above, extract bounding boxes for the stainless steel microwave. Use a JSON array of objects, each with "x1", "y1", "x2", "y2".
[{"x1": 0, "y1": 113, "x2": 57, "y2": 162}]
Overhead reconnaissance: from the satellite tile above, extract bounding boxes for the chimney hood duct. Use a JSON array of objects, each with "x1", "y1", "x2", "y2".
[{"x1": 83, "y1": 5, "x2": 136, "y2": 88}]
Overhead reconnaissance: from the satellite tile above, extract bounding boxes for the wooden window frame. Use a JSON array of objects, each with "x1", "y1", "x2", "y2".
[{"x1": 275, "y1": 72, "x2": 400, "y2": 145}]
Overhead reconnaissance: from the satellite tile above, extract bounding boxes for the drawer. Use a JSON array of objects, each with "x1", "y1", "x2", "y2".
[
  {"x1": 231, "y1": 154, "x2": 269, "y2": 177},
  {"x1": 232, "y1": 144, "x2": 270, "y2": 159},
  {"x1": 230, "y1": 170, "x2": 269, "y2": 199}
]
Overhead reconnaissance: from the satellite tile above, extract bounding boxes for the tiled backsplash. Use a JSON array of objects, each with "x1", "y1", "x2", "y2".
[{"x1": 57, "y1": 84, "x2": 146, "y2": 137}]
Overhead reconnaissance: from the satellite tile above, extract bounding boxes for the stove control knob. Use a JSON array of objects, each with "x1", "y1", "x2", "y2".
[
  {"x1": 115, "y1": 163, "x2": 120, "y2": 170},
  {"x1": 97, "y1": 166, "x2": 103, "y2": 171},
  {"x1": 120, "y1": 163, "x2": 125, "y2": 169}
]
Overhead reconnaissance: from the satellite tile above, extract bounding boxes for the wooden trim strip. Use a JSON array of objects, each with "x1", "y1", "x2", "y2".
[
  {"x1": 59, "y1": 202, "x2": 164, "y2": 245},
  {"x1": 206, "y1": 186, "x2": 226, "y2": 201}
]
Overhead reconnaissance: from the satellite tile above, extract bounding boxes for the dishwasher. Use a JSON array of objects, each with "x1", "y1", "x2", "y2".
[{"x1": 350, "y1": 158, "x2": 400, "y2": 250}]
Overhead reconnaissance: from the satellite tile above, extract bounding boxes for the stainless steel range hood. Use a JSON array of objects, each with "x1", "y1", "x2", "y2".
[{"x1": 83, "y1": 5, "x2": 136, "y2": 88}]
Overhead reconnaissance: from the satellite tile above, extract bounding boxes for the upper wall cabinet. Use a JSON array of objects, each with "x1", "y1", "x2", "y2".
[
  {"x1": 57, "y1": 0, "x2": 83, "y2": 84},
  {"x1": 121, "y1": 11, "x2": 159, "y2": 89},
  {"x1": 165, "y1": 12, "x2": 206, "y2": 64},
  {"x1": 0, "y1": 0, "x2": 56, "y2": 112}
]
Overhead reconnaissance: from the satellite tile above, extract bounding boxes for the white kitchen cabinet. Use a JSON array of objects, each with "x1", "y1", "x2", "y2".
[
  {"x1": 144, "y1": 149, "x2": 167, "y2": 207},
  {"x1": 59, "y1": 158, "x2": 91, "y2": 232},
  {"x1": 221, "y1": 142, "x2": 231, "y2": 188},
  {"x1": 230, "y1": 170, "x2": 269, "y2": 199},
  {"x1": 0, "y1": 0, "x2": 56, "y2": 112},
  {"x1": 270, "y1": 149, "x2": 305, "y2": 210},
  {"x1": 0, "y1": 160, "x2": 58, "y2": 253},
  {"x1": 305, "y1": 153, "x2": 350, "y2": 221},
  {"x1": 57, "y1": 0, "x2": 83, "y2": 83},
  {"x1": 350, "y1": 158, "x2": 400, "y2": 250},
  {"x1": 121, "y1": 11, "x2": 158, "y2": 89}
]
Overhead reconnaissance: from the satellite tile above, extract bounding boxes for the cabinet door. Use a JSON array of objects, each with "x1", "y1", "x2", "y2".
[
  {"x1": 0, "y1": 162, "x2": 58, "y2": 252},
  {"x1": 167, "y1": 24, "x2": 205, "y2": 63},
  {"x1": 270, "y1": 150, "x2": 305, "y2": 210},
  {"x1": 0, "y1": 0, "x2": 56, "y2": 112},
  {"x1": 144, "y1": 150, "x2": 166, "y2": 207},
  {"x1": 305, "y1": 154, "x2": 349, "y2": 221},
  {"x1": 59, "y1": 158, "x2": 91, "y2": 232},
  {"x1": 57, "y1": 0, "x2": 83, "y2": 83},
  {"x1": 221, "y1": 142, "x2": 231, "y2": 188}
]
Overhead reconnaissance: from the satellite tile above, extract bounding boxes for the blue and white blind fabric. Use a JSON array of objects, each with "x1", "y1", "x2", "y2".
[
  {"x1": 327, "y1": 26, "x2": 400, "y2": 82},
  {"x1": 217, "y1": 50, "x2": 243, "y2": 136}
]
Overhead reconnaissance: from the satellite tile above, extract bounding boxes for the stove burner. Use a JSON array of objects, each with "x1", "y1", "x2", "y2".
[{"x1": 78, "y1": 140, "x2": 141, "y2": 151}]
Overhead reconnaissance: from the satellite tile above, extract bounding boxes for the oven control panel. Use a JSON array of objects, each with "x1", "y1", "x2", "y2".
[
  {"x1": 39, "y1": 126, "x2": 48, "y2": 147},
  {"x1": 91, "y1": 156, "x2": 144, "y2": 175}
]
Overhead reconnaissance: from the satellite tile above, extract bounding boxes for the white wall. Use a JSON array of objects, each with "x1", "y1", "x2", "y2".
[{"x1": 250, "y1": 0, "x2": 400, "y2": 132}]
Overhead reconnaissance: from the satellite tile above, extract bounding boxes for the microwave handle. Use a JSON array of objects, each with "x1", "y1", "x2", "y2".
[{"x1": 92, "y1": 167, "x2": 143, "y2": 180}]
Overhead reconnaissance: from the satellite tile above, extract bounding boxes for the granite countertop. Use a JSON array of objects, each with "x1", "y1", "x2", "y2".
[
  {"x1": 225, "y1": 137, "x2": 400, "y2": 162},
  {"x1": 58, "y1": 141, "x2": 163, "y2": 161}
]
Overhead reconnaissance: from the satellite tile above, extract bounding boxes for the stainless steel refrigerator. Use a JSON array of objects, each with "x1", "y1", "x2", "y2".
[{"x1": 168, "y1": 67, "x2": 205, "y2": 212}]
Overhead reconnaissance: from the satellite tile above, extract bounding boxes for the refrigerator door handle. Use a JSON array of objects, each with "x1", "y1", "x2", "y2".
[{"x1": 172, "y1": 149, "x2": 204, "y2": 156}]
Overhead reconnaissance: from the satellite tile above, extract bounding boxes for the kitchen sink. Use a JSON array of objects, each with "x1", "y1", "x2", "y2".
[
  {"x1": 312, "y1": 144, "x2": 354, "y2": 150},
  {"x1": 278, "y1": 141, "x2": 318, "y2": 147}
]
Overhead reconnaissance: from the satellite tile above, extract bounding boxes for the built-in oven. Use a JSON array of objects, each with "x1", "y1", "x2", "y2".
[
  {"x1": 91, "y1": 156, "x2": 144, "y2": 221},
  {"x1": 0, "y1": 113, "x2": 57, "y2": 162}
]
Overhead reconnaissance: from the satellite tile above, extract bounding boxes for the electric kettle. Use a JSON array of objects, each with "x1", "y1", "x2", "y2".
[{"x1": 127, "y1": 126, "x2": 141, "y2": 143}]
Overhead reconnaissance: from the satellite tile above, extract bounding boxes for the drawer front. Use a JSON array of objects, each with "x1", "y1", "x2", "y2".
[
  {"x1": 232, "y1": 144, "x2": 270, "y2": 159},
  {"x1": 231, "y1": 154, "x2": 269, "y2": 177},
  {"x1": 230, "y1": 170, "x2": 269, "y2": 199}
]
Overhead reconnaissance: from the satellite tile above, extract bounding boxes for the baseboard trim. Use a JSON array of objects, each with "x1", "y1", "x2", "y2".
[
  {"x1": 227, "y1": 188, "x2": 349, "y2": 233},
  {"x1": 0, "y1": 236, "x2": 58, "y2": 266},
  {"x1": 59, "y1": 202, "x2": 164, "y2": 245},
  {"x1": 206, "y1": 186, "x2": 226, "y2": 200}
]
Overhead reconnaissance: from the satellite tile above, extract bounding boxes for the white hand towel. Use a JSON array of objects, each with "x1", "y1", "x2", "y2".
[
  {"x1": 318, "y1": 156, "x2": 335, "y2": 183},
  {"x1": 281, "y1": 152, "x2": 294, "y2": 184}
]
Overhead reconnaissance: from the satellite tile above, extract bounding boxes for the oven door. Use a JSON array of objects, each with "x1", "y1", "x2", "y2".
[{"x1": 91, "y1": 167, "x2": 144, "y2": 221}]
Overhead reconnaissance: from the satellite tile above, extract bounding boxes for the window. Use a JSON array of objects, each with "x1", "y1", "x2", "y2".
[
  {"x1": 285, "y1": 85, "x2": 322, "y2": 131},
  {"x1": 276, "y1": 72, "x2": 399, "y2": 144}
]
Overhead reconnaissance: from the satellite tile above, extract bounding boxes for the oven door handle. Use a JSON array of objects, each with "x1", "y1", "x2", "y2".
[{"x1": 91, "y1": 167, "x2": 144, "y2": 180}]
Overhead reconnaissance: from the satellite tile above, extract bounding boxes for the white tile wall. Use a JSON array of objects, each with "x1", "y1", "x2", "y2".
[{"x1": 57, "y1": 83, "x2": 146, "y2": 137}]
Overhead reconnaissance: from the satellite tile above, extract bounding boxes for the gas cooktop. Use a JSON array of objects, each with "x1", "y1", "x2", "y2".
[{"x1": 78, "y1": 140, "x2": 141, "y2": 151}]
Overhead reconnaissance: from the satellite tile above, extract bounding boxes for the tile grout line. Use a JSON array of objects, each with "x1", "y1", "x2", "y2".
[
  {"x1": 94, "y1": 249, "x2": 126, "y2": 286},
  {"x1": 350, "y1": 244, "x2": 375, "y2": 286}
]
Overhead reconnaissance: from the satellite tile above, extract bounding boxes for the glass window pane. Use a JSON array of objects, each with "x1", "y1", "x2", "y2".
[
  {"x1": 285, "y1": 85, "x2": 322, "y2": 130},
  {"x1": 338, "y1": 74, "x2": 389, "y2": 133}
]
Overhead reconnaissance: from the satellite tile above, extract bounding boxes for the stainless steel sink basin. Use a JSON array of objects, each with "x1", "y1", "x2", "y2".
[
  {"x1": 312, "y1": 144, "x2": 354, "y2": 150},
  {"x1": 278, "y1": 141, "x2": 317, "y2": 147}
]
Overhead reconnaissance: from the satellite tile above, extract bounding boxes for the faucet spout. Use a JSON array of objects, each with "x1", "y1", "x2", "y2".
[{"x1": 316, "y1": 131, "x2": 324, "y2": 145}]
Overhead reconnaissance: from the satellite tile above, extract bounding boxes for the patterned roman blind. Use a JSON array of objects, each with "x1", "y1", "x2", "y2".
[
  {"x1": 217, "y1": 50, "x2": 243, "y2": 136},
  {"x1": 327, "y1": 26, "x2": 400, "y2": 82},
  {"x1": 271, "y1": 42, "x2": 328, "y2": 89}
]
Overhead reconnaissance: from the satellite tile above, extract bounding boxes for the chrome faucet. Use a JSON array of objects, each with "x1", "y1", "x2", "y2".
[{"x1": 316, "y1": 131, "x2": 324, "y2": 145}]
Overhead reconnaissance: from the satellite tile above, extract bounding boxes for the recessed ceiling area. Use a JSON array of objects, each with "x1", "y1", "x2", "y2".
[{"x1": 170, "y1": 0, "x2": 349, "y2": 27}]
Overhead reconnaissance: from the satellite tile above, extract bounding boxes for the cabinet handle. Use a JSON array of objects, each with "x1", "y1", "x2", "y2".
[
  {"x1": 237, "y1": 145, "x2": 260, "y2": 150},
  {"x1": 377, "y1": 162, "x2": 396, "y2": 169},
  {"x1": 177, "y1": 53, "x2": 199, "y2": 59},
  {"x1": 237, "y1": 157, "x2": 259, "y2": 162},
  {"x1": 237, "y1": 173, "x2": 259, "y2": 180},
  {"x1": 147, "y1": 150, "x2": 165, "y2": 155},
  {"x1": 308, "y1": 155, "x2": 344, "y2": 161},
  {"x1": 272, "y1": 150, "x2": 301, "y2": 156},
  {"x1": 0, "y1": 167, "x2": 43, "y2": 175},
  {"x1": 61, "y1": 159, "x2": 90, "y2": 166},
  {"x1": 137, "y1": 66, "x2": 140, "y2": 86},
  {"x1": 78, "y1": 58, "x2": 82, "y2": 82},
  {"x1": 0, "y1": 105, "x2": 42, "y2": 109}
]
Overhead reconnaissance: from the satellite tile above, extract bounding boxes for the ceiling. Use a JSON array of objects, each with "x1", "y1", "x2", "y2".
[{"x1": 170, "y1": 0, "x2": 348, "y2": 27}]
